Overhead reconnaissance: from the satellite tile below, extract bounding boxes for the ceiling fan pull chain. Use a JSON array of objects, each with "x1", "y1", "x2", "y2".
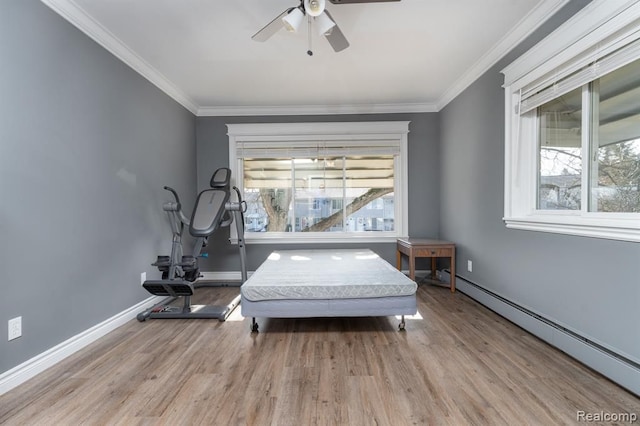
[{"x1": 307, "y1": 15, "x2": 313, "y2": 56}]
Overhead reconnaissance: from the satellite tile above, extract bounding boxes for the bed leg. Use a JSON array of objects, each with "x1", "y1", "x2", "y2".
[
  {"x1": 398, "y1": 315, "x2": 406, "y2": 331},
  {"x1": 250, "y1": 317, "x2": 259, "y2": 333}
]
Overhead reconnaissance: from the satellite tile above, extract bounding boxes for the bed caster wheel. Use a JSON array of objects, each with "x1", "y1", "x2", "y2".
[
  {"x1": 250, "y1": 318, "x2": 259, "y2": 333},
  {"x1": 398, "y1": 316, "x2": 406, "y2": 331}
]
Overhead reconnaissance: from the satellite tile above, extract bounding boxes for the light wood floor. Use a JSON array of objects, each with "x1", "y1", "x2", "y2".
[{"x1": 1, "y1": 284, "x2": 638, "y2": 425}]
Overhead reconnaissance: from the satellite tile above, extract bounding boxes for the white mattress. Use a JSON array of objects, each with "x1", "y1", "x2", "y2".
[{"x1": 240, "y1": 249, "x2": 417, "y2": 302}]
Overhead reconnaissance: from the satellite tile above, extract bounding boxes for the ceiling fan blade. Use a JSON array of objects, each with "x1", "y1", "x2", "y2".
[
  {"x1": 323, "y1": 10, "x2": 349, "y2": 52},
  {"x1": 329, "y1": 0, "x2": 399, "y2": 3},
  {"x1": 252, "y1": 8, "x2": 294, "y2": 42}
]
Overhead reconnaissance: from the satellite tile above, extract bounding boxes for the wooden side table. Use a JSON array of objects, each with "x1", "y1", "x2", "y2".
[{"x1": 396, "y1": 238, "x2": 456, "y2": 292}]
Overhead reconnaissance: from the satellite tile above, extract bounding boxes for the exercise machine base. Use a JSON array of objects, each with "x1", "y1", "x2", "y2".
[{"x1": 138, "y1": 293, "x2": 240, "y2": 322}]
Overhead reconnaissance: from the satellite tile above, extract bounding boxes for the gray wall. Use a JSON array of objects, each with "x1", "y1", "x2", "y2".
[
  {"x1": 0, "y1": 1, "x2": 196, "y2": 374},
  {"x1": 440, "y1": 0, "x2": 640, "y2": 366},
  {"x1": 195, "y1": 113, "x2": 440, "y2": 271}
]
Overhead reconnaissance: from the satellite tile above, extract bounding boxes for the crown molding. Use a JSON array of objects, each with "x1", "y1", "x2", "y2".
[
  {"x1": 40, "y1": 0, "x2": 199, "y2": 115},
  {"x1": 197, "y1": 102, "x2": 437, "y2": 117},
  {"x1": 40, "y1": 0, "x2": 568, "y2": 117},
  {"x1": 436, "y1": 0, "x2": 570, "y2": 111},
  {"x1": 37, "y1": 0, "x2": 434, "y2": 117}
]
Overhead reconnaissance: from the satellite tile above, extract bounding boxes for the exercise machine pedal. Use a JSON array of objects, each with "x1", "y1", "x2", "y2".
[
  {"x1": 142, "y1": 279, "x2": 194, "y2": 297},
  {"x1": 179, "y1": 255, "x2": 197, "y2": 270},
  {"x1": 152, "y1": 255, "x2": 171, "y2": 271}
]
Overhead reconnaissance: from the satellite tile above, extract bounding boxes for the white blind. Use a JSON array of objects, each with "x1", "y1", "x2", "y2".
[
  {"x1": 236, "y1": 139, "x2": 401, "y2": 159},
  {"x1": 520, "y1": 33, "x2": 640, "y2": 114}
]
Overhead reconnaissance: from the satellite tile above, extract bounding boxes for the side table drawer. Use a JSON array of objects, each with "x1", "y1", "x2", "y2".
[{"x1": 414, "y1": 247, "x2": 452, "y2": 257}]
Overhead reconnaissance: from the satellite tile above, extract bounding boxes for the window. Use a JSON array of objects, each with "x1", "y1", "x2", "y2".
[
  {"x1": 537, "y1": 87, "x2": 582, "y2": 211},
  {"x1": 227, "y1": 122, "x2": 409, "y2": 243},
  {"x1": 502, "y1": 1, "x2": 640, "y2": 242}
]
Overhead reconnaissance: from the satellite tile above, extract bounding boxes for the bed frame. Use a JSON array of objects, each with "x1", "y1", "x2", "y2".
[{"x1": 240, "y1": 249, "x2": 417, "y2": 332}]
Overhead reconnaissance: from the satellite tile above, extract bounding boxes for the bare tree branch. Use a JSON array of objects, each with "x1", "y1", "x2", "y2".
[{"x1": 302, "y1": 187, "x2": 393, "y2": 232}]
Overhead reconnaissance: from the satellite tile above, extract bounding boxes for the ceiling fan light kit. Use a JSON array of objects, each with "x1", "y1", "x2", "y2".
[
  {"x1": 304, "y1": 0, "x2": 326, "y2": 16},
  {"x1": 252, "y1": 0, "x2": 399, "y2": 53},
  {"x1": 282, "y1": 8, "x2": 304, "y2": 32},
  {"x1": 314, "y1": 13, "x2": 335, "y2": 36}
]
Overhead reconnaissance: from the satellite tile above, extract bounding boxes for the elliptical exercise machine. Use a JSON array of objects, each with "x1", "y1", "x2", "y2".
[{"x1": 137, "y1": 167, "x2": 247, "y2": 322}]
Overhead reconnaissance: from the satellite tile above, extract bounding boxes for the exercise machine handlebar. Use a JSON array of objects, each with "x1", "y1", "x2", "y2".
[
  {"x1": 162, "y1": 186, "x2": 191, "y2": 226},
  {"x1": 163, "y1": 186, "x2": 180, "y2": 204}
]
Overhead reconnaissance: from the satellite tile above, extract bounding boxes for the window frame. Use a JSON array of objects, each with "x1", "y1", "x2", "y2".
[
  {"x1": 227, "y1": 121, "x2": 410, "y2": 244},
  {"x1": 501, "y1": 0, "x2": 640, "y2": 242}
]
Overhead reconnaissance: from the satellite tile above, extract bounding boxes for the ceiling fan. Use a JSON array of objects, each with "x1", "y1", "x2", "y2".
[{"x1": 252, "y1": 0, "x2": 400, "y2": 55}]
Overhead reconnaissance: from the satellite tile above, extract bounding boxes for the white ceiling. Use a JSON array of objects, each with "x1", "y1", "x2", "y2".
[{"x1": 41, "y1": 0, "x2": 568, "y2": 115}]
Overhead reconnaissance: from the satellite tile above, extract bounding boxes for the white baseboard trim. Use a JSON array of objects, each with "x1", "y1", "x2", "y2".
[
  {"x1": 443, "y1": 271, "x2": 640, "y2": 397},
  {"x1": 0, "y1": 295, "x2": 163, "y2": 396},
  {"x1": 396, "y1": 269, "x2": 432, "y2": 279},
  {"x1": 198, "y1": 271, "x2": 247, "y2": 282}
]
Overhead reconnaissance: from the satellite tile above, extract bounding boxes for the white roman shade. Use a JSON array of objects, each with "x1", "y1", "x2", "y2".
[
  {"x1": 519, "y1": 27, "x2": 640, "y2": 114},
  {"x1": 235, "y1": 139, "x2": 401, "y2": 159}
]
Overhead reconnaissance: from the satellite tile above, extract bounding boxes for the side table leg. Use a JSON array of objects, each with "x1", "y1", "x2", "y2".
[
  {"x1": 409, "y1": 253, "x2": 416, "y2": 281},
  {"x1": 431, "y1": 257, "x2": 436, "y2": 280}
]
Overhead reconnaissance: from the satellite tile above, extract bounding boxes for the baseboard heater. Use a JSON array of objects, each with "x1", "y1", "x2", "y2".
[{"x1": 441, "y1": 270, "x2": 640, "y2": 397}]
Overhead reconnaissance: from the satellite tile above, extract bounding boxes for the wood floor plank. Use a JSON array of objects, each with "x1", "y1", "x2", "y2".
[
  {"x1": 346, "y1": 375, "x2": 395, "y2": 426},
  {"x1": 1, "y1": 285, "x2": 638, "y2": 425}
]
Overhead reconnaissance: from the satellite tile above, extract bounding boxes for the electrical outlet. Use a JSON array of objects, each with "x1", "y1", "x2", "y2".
[
  {"x1": 140, "y1": 272, "x2": 147, "y2": 285},
  {"x1": 8, "y1": 316, "x2": 22, "y2": 341},
  {"x1": 467, "y1": 260, "x2": 473, "y2": 272}
]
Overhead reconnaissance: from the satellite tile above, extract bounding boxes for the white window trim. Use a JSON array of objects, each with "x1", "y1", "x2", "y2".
[
  {"x1": 227, "y1": 121, "x2": 410, "y2": 244},
  {"x1": 501, "y1": 0, "x2": 640, "y2": 242}
]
